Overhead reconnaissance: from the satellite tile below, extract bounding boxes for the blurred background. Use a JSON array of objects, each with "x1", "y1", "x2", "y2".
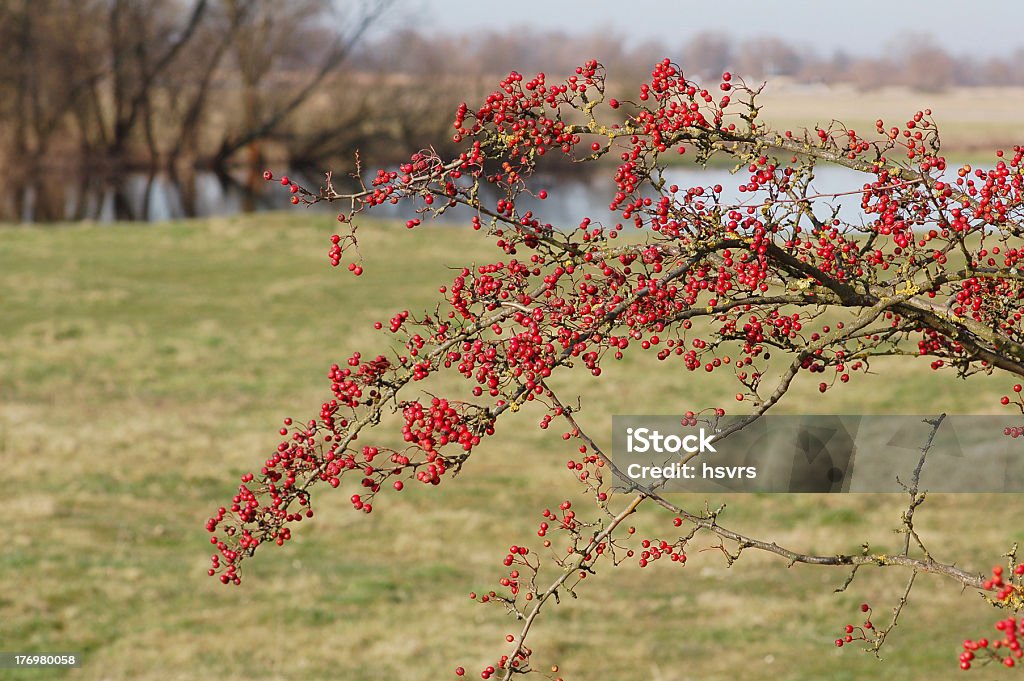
[
  {"x1": 4, "y1": 4, "x2": 1024, "y2": 680},
  {"x1": 2, "y1": 0, "x2": 1023, "y2": 223}
]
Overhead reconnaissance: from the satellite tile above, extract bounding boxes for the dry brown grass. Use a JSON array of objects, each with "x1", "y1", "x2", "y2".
[{"x1": 755, "y1": 82, "x2": 1022, "y2": 156}]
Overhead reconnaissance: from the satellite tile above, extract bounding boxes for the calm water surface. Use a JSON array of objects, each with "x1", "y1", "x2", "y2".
[{"x1": 2, "y1": 164, "x2": 898, "y2": 227}]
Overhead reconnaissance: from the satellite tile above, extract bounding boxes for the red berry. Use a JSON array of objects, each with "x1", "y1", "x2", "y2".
[{"x1": 262, "y1": 170, "x2": 273, "y2": 181}]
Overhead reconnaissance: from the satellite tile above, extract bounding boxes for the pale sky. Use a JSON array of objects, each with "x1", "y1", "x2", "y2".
[{"x1": 412, "y1": 0, "x2": 1024, "y2": 59}]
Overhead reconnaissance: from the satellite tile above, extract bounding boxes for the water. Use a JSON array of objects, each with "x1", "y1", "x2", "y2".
[
  {"x1": 0, "y1": 163, "x2": 884, "y2": 227},
  {"x1": 1, "y1": 168, "x2": 288, "y2": 224},
  {"x1": 368, "y1": 164, "x2": 874, "y2": 229}
]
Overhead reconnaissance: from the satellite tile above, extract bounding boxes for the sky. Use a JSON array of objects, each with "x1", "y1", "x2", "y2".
[{"x1": 412, "y1": 0, "x2": 1024, "y2": 59}]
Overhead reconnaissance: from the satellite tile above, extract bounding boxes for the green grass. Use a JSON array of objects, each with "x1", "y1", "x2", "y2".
[{"x1": 1, "y1": 213, "x2": 1021, "y2": 680}]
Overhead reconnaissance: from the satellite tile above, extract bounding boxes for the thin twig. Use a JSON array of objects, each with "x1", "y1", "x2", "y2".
[{"x1": 900, "y1": 414, "x2": 946, "y2": 558}]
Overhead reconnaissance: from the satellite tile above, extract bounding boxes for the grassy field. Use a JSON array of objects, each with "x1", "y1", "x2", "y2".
[{"x1": 2, "y1": 213, "x2": 1023, "y2": 680}]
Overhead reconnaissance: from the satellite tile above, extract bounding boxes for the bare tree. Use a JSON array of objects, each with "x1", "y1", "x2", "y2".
[
  {"x1": 100, "y1": 0, "x2": 210, "y2": 159},
  {"x1": 163, "y1": 2, "x2": 253, "y2": 166},
  {"x1": 210, "y1": 0, "x2": 396, "y2": 169}
]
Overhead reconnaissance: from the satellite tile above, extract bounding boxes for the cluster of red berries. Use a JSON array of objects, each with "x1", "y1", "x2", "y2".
[
  {"x1": 261, "y1": 171, "x2": 301, "y2": 205},
  {"x1": 401, "y1": 397, "x2": 485, "y2": 458},
  {"x1": 999, "y1": 385, "x2": 1024, "y2": 436},
  {"x1": 1001, "y1": 385, "x2": 1024, "y2": 409},
  {"x1": 834, "y1": 603, "x2": 874, "y2": 648},
  {"x1": 637, "y1": 533, "x2": 687, "y2": 569},
  {"x1": 961, "y1": 617, "x2": 1023, "y2": 670},
  {"x1": 543, "y1": 501, "x2": 578, "y2": 536},
  {"x1": 959, "y1": 565, "x2": 1024, "y2": 670},
  {"x1": 454, "y1": 60, "x2": 603, "y2": 166},
  {"x1": 983, "y1": 564, "x2": 1024, "y2": 602},
  {"x1": 457, "y1": 643, "x2": 536, "y2": 680}
]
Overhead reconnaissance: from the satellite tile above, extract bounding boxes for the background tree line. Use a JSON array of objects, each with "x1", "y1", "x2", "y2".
[{"x1": 0, "y1": 0, "x2": 1020, "y2": 194}]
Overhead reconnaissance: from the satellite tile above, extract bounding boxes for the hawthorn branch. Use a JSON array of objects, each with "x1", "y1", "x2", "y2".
[
  {"x1": 870, "y1": 570, "x2": 918, "y2": 657},
  {"x1": 499, "y1": 493, "x2": 646, "y2": 681},
  {"x1": 546, "y1": 395, "x2": 987, "y2": 591},
  {"x1": 213, "y1": 61, "x2": 1024, "y2": 679},
  {"x1": 899, "y1": 414, "x2": 946, "y2": 558}
]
